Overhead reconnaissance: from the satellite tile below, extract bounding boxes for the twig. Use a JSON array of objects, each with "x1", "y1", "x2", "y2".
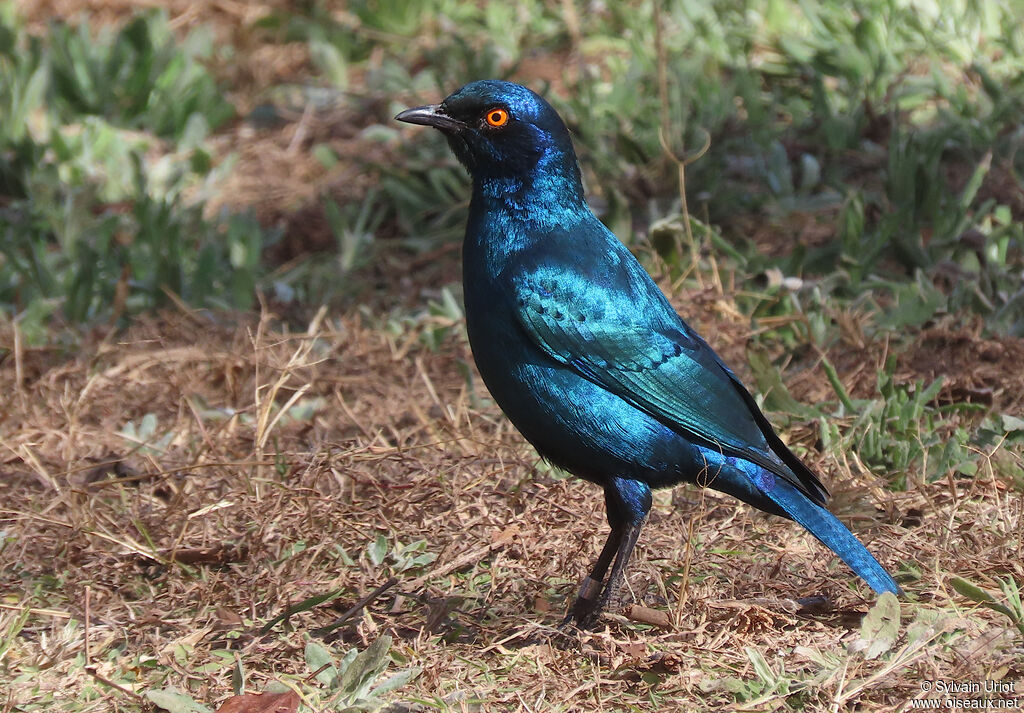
[
  {"x1": 0, "y1": 603, "x2": 70, "y2": 618},
  {"x1": 312, "y1": 577, "x2": 399, "y2": 638},
  {"x1": 84, "y1": 586, "x2": 91, "y2": 667},
  {"x1": 624, "y1": 605, "x2": 672, "y2": 628},
  {"x1": 407, "y1": 527, "x2": 519, "y2": 591},
  {"x1": 84, "y1": 667, "x2": 146, "y2": 703},
  {"x1": 654, "y1": 2, "x2": 711, "y2": 278}
]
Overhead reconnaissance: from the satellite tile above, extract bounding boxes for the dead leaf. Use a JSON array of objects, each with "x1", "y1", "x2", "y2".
[
  {"x1": 160, "y1": 626, "x2": 214, "y2": 655},
  {"x1": 214, "y1": 690, "x2": 299, "y2": 713},
  {"x1": 617, "y1": 640, "x2": 646, "y2": 660},
  {"x1": 215, "y1": 607, "x2": 243, "y2": 627},
  {"x1": 491, "y1": 524, "x2": 520, "y2": 545}
]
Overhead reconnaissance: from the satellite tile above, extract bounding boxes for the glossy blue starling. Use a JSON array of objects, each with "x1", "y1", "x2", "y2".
[{"x1": 396, "y1": 80, "x2": 900, "y2": 627}]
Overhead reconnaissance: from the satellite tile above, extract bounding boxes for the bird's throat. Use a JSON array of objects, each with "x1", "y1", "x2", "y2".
[{"x1": 471, "y1": 177, "x2": 587, "y2": 237}]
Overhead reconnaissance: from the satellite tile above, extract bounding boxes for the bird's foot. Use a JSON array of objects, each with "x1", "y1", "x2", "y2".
[{"x1": 560, "y1": 576, "x2": 606, "y2": 629}]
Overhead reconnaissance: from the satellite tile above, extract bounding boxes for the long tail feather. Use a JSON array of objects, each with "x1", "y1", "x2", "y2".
[{"x1": 763, "y1": 478, "x2": 901, "y2": 595}]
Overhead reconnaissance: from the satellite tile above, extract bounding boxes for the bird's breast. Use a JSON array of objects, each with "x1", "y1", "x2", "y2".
[{"x1": 460, "y1": 267, "x2": 691, "y2": 487}]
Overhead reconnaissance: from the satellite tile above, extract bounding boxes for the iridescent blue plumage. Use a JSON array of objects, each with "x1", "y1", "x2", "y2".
[{"x1": 396, "y1": 80, "x2": 900, "y2": 626}]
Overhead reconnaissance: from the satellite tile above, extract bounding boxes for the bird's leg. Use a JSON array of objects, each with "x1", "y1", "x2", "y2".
[
  {"x1": 564, "y1": 523, "x2": 624, "y2": 627},
  {"x1": 564, "y1": 478, "x2": 651, "y2": 628},
  {"x1": 595, "y1": 521, "x2": 644, "y2": 612}
]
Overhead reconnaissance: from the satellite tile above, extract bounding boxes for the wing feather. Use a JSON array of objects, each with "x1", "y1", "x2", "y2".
[{"x1": 512, "y1": 267, "x2": 828, "y2": 503}]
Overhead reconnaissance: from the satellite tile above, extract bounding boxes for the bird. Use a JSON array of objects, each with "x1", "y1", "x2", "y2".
[{"x1": 396, "y1": 80, "x2": 900, "y2": 627}]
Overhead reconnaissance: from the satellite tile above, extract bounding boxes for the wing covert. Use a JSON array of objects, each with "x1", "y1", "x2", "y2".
[{"x1": 511, "y1": 268, "x2": 825, "y2": 499}]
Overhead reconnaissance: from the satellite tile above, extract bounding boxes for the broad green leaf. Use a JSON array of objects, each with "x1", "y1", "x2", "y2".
[
  {"x1": 306, "y1": 640, "x2": 338, "y2": 686},
  {"x1": 145, "y1": 688, "x2": 213, "y2": 713},
  {"x1": 367, "y1": 535, "x2": 388, "y2": 567},
  {"x1": 855, "y1": 592, "x2": 900, "y2": 660}
]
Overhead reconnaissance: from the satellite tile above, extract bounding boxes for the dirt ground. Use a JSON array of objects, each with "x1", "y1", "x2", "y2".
[{"x1": 3, "y1": 301, "x2": 1022, "y2": 710}]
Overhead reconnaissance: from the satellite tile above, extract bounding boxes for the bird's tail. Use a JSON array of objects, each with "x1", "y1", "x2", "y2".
[{"x1": 763, "y1": 479, "x2": 902, "y2": 595}]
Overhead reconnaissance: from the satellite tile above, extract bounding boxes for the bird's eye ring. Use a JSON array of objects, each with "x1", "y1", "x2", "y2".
[{"x1": 485, "y1": 108, "x2": 509, "y2": 128}]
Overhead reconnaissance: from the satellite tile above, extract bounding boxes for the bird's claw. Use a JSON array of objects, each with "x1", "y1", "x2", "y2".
[{"x1": 560, "y1": 576, "x2": 607, "y2": 629}]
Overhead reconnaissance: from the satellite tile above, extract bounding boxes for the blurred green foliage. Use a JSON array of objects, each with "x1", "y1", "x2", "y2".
[
  {"x1": 0, "y1": 8, "x2": 265, "y2": 332},
  {"x1": 1, "y1": 0, "x2": 1022, "y2": 485},
  {"x1": 46, "y1": 14, "x2": 233, "y2": 139}
]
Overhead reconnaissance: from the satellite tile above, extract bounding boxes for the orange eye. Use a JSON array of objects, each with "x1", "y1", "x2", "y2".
[{"x1": 485, "y1": 108, "x2": 509, "y2": 127}]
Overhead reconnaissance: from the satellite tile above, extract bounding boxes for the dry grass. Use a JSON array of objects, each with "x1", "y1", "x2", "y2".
[{"x1": 2, "y1": 300, "x2": 1022, "y2": 712}]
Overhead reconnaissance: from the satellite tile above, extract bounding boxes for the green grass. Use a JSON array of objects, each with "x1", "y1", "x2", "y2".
[{"x1": 4, "y1": 1, "x2": 1023, "y2": 335}]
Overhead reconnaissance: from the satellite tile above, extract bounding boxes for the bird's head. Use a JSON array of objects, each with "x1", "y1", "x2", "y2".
[{"x1": 395, "y1": 80, "x2": 582, "y2": 198}]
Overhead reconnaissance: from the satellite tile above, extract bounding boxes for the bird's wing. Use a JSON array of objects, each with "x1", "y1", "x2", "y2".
[{"x1": 510, "y1": 263, "x2": 828, "y2": 503}]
